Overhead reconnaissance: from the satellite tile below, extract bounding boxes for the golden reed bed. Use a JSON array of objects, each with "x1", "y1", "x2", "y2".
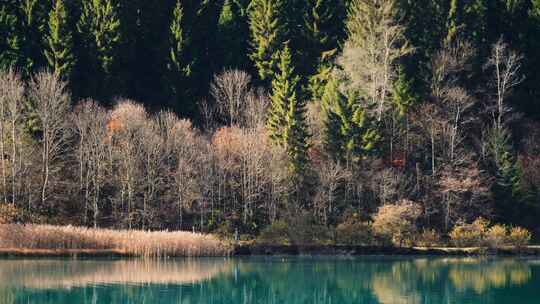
[{"x1": 0, "y1": 224, "x2": 232, "y2": 257}]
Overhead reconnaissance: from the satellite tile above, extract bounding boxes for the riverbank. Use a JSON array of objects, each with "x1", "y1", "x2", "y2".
[
  {"x1": 1, "y1": 224, "x2": 539, "y2": 258},
  {"x1": 233, "y1": 244, "x2": 540, "y2": 256},
  {"x1": 1, "y1": 245, "x2": 540, "y2": 258},
  {"x1": 0, "y1": 224, "x2": 232, "y2": 257}
]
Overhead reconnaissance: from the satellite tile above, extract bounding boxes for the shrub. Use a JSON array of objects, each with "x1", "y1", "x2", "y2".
[
  {"x1": 0, "y1": 204, "x2": 21, "y2": 224},
  {"x1": 335, "y1": 218, "x2": 374, "y2": 246},
  {"x1": 485, "y1": 224, "x2": 508, "y2": 248},
  {"x1": 508, "y1": 227, "x2": 532, "y2": 248},
  {"x1": 287, "y1": 213, "x2": 331, "y2": 245},
  {"x1": 213, "y1": 221, "x2": 235, "y2": 240},
  {"x1": 258, "y1": 220, "x2": 291, "y2": 245},
  {"x1": 372, "y1": 199, "x2": 422, "y2": 247},
  {"x1": 415, "y1": 229, "x2": 442, "y2": 247},
  {"x1": 449, "y1": 218, "x2": 488, "y2": 248}
]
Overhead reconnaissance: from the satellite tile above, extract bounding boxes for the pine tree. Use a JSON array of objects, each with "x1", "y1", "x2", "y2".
[
  {"x1": 248, "y1": 0, "x2": 286, "y2": 82},
  {"x1": 77, "y1": 0, "x2": 121, "y2": 77},
  {"x1": 45, "y1": 0, "x2": 74, "y2": 80},
  {"x1": 321, "y1": 75, "x2": 379, "y2": 164},
  {"x1": 267, "y1": 46, "x2": 309, "y2": 174}
]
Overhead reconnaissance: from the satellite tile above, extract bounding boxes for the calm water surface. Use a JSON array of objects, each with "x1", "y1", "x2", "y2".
[{"x1": 0, "y1": 256, "x2": 539, "y2": 304}]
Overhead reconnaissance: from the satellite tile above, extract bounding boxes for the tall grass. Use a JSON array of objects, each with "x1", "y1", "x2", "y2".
[{"x1": 0, "y1": 224, "x2": 232, "y2": 257}]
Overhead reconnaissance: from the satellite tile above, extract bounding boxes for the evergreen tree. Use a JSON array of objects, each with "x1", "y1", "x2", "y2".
[
  {"x1": 18, "y1": 0, "x2": 49, "y2": 76},
  {"x1": 392, "y1": 67, "x2": 417, "y2": 117},
  {"x1": 248, "y1": 0, "x2": 286, "y2": 82},
  {"x1": 445, "y1": 0, "x2": 487, "y2": 47},
  {"x1": 167, "y1": 0, "x2": 195, "y2": 115},
  {"x1": 45, "y1": 0, "x2": 75, "y2": 80},
  {"x1": 77, "y1": 0, "x2": 121, "y2": 78},
  {"x1": 322, "y1": 75, "x2": 379, "y2": 164},
  {"x1": 0, "y1": 3, "x2": 20, "y2": 71},
  {"x1": 169, "y1": 0, "x2": 190, "y2": 80},
  {"x1": 487, "y1": 127, "x2": 528, "y2": 224},
  {"x1": 268, "y1": 46, "x2": 309, "y2": 174},
  {"x1": 304, "y1": 0, "x2": 346, "y2": 100},
  {"x1": 217, "y1": 0, "x2": 247, "y2": 69}
]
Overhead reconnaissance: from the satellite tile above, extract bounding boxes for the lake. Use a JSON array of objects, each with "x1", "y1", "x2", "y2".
[{"x1": 0, "y1": 257, "x2": 539, "y2": 303}]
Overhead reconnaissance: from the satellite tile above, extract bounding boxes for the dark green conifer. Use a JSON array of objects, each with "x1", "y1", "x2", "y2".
[
  {"x1": 45, "y1": 0, "x2": 74, "y2": 80},
  {"x1": 268, "y1": 46, "x2": 309, "y2": 174},
  {"x1": 248, "y1": 0, "x2": 286, "y2": 82},
  {"x1": 322, "y1": 75, "x2": 379, "y2": 164}
]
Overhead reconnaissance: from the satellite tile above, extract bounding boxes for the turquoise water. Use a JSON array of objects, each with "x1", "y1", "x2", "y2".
[{"x1": 0, "y1": 257, "x2": 539, "y2": 303}]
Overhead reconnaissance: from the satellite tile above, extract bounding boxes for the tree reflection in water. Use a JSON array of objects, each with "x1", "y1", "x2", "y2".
[{"x1": 0, "y1": 257, "x2": 538, "y2": 304}]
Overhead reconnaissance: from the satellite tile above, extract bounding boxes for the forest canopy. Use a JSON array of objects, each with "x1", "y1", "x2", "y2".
[{"x1": 0, "y1": 0, "x2": 539, "y2": 244}]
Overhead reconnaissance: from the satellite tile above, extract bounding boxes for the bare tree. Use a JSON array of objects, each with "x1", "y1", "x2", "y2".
[
  {"x1": 242, "y1": 88, "x2": 268, "y2": 129},
  {"x1": 28, "y1": 71, "x2": 71, "y2": 208},
  {"x1": 314, "y1": 160, "x2": 352, "y2": 226},
  {"x1": 440, "y1": 86, "x2": 475, "y2": 163},
  {"x1": 430, "y1": 40, "x2": 475, "y2": 100},
  {"x1": 438, "y1": 160, "x2": 492, "y2": 232},
  {"x1": 109, "y1": 100, "x2": 147, "y2": 229},
  {"x1": 138, "y1": 118, "x2": 167, "y2": 229},
  {"x1": 72, "y1": 100, "x2": 109, "y2": 227},
  {"x1": 337, "y1": 0, "x2": 413, "y2": 121},
  {"x1": 0, "y1": 69, "x2": 24, "y2": 205},
  {"x1": 485, "y1": 38, "x2": 524, "y2": 131},
  {"x1": 419, "y1": 40, "x2": 476, "y2": 174},
  {"x1": 198, "y1": 98, "x2": 217, "y2": 132},
  {"x1": 210, "y1": 70, "x2": 252, "y2": 126}
]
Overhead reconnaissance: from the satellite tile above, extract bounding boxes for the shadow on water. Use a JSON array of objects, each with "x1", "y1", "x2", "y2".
[{"x1": 0, "y1": 256, "x2": 538, "y2": 304}]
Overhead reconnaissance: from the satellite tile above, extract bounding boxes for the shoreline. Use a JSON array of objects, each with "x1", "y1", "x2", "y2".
[{"x1": 1, "y1": 245, "x2": 539, "y2": 258}]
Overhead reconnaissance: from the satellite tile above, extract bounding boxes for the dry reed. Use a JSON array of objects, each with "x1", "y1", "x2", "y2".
[{"x1": 0, "y1": 224, "x2": 232, "y2": 257}]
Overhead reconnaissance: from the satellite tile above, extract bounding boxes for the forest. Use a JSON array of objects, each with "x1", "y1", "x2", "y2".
[{"x1": 0, "y1": 0, "x2": 539, "y2": 247}]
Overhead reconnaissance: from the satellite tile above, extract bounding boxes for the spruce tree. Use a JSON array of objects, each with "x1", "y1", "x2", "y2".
[
  {"x1": 217, "y1": 0, "x2": 247, "y2": 68},
  {"x1": 445, "y1": 0, "x2": 487, "y2": 47},
  {"x1": 392, "y1": 67, "x2": 417, "y2": 117},
  {"x1": 18, "y1": 0, "x2": 49, "y2": 76},
  {"x1": 268, "y1": 46, "x2": 309, "y2": 174},
  {"x1": 304, "y1": 0, "x2": 345, "y2": 100},
  {"x1": 77, "y1": 0, "x2": 121, "y2": 77},
  {"x1": 45, "y1": 0, "x2": 74, "y2": 80},
  {"x1": 321, "y1": 76, "x2": 347, "y2": 160},
  {"x1": 488, "y1": 127, "x2": 528, "y2": 224},
  {"x1": 0, "y1": 4, "x2": 20, "y2": 71},
  {"x1": 169, "y1": 0, "x2": 190, "y2": 79},
  {"x1": 321, "y1": 75, "x2": 379, "y2": 164},
  {"x1": 248, "y1": 0, "x2": 286, "y2": 82}
]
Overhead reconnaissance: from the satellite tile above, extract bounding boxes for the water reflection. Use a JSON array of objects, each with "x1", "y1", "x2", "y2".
[
  {"x1": 0, "y1": 259, "x2": 232, "y2": 289},
  {"x1": 0, "y1": 257, "x2": 538, "y2": 304}
]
